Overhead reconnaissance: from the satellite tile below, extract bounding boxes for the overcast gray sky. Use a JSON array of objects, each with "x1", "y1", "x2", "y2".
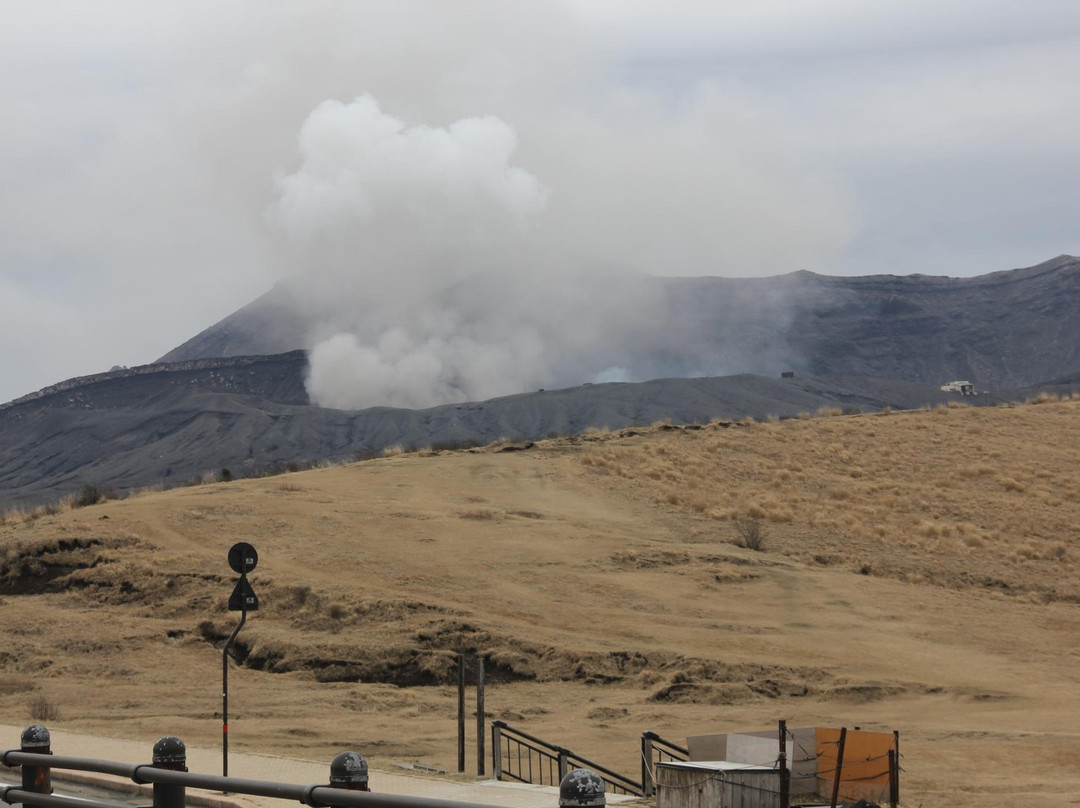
[{"x1": 1, "y1": 1, "x2": 1078, "y2": 405}]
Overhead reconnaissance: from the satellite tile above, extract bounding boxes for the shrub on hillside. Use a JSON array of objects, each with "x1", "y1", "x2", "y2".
[
  {"x1": 74, "y1": 484, "x2": 103, "y2": 508},
  {"x1": 734, "y1": 517, "x2": 766, "y2": 551},
  {"x1": 26, "y1": 693, "x2": 60, "y2": 721}
]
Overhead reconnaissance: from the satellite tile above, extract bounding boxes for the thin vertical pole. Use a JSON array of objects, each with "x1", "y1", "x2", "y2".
[
  {"x1": 891, "y1": 730, "x2": 901, "y2": 807},
  {"x1": 476, "y1": 658, "x2": 486, "y2": 776},
  {"x1": 223, "y1": 646, "x2": 228, "y2": 780},
  {"x1": 829, "y1": 728, "x2": 847, "y2": 808},
  {"x1": 457, "y1": 654, "x2": 466, "y2": 774},
  {"x1": 222, "y1": 609, "x2": 246, "y2": 779},
  {"x1": 778, "y1": 720, "x2": 789, "y2": 808},
  {"x1": 887, "y1": 750, "x2": 898, "y2": 808}
]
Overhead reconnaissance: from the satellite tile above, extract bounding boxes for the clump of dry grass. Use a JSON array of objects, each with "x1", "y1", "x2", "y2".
[
  {"x1": 1000, "y1": 477, "x2": 1027, "y2": 493},
  {"x1": 1027, "y1": 391, "x2": 1060, "y2": 405},
  {"x1": 3, "y1": 501, "x2": 68, "y2": 525},
  {"x1": 459, "y1": 509, "x2": 497, "y2": 520},
  {"x1": 509, "y1": 510, "x2": 544, "y2": 519}
]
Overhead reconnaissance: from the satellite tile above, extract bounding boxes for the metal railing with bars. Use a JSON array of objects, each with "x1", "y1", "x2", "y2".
[
  {"x1": 489, "y1": 722, "x2": 641, "y2": 797},
  {"x1": 1, "y1": 728, "x2": 505, "y2": 808},
  {"x1": 638, "y1": 731, "x2": 688, "y2": 798}
]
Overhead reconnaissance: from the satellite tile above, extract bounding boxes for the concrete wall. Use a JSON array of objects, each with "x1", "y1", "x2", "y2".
[{"x1": 656, "y1": 764, "x2": 780, "y2": 808}]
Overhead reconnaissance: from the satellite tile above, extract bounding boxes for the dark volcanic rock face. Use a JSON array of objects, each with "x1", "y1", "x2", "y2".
[
  {"x1": 5, "y1": 255, "x2": 1080, "y2": 509},
  {"x1": 0, "y1": 353, "x2": 309, "y2": 507},
  {"x1": 157, "y1": 255, "x2": 1080, "y2": 390},
  {"x1": 4, "y1": 352, "x2": 310, "y2": 411},
  {"x1": 0, "y1": 359, "x2": 1037, "y2": 509},
  {"x1": 786, "y1": 257, "x2": 1080, "y2": 387}
]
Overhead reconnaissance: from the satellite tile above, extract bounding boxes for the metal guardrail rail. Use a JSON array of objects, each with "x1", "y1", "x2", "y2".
[
  {"x1": 489, "y1": 722, "x2": 641, "y2": 797},
  {"x1": 639, "y1": 732, "x2": 688, "y2": 798},
  {"x1": 0, "y1": 747, "x2": 507, "y2": 808}
]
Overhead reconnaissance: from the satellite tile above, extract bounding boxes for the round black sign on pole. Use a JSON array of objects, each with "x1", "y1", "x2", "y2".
[{"x1": 228, "y1": 542, "x2": 258, "y2": 575}]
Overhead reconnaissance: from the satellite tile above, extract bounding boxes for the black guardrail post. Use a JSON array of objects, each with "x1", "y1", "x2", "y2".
[
  {"x1": 151, "y1": 736, "x2": 187, "y2": 808},
  {"x1": 21, "y1": 725, "x2": 53, "y2": 802},
  {"x1": 559, "y1": 769, "x2": 605, "y2": 808},
  {"x1": 329, "y1": 752, "x2": 370, "y2": 792}
]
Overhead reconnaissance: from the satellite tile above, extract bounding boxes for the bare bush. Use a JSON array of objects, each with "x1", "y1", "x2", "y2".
[
  {"x1": 26, "y1": 693, "x2": 60, "y2": 722},
  {"x1": 74, "y1": 484, "x2": 103, "y2": 508},
  {"x1": 734, "y1": 517, "x2": 766, "y2": 551}
]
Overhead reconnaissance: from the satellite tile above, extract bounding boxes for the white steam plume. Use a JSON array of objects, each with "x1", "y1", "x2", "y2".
[
  {"x1": 274, "y1": 89, "x2": 841, "y2": 410},
  {"x1": 275, "y1": 95, "x2": 546, "y2": 279},
  {"x1": 274, "y1": 95, "x2": 557, "y2": 409}
]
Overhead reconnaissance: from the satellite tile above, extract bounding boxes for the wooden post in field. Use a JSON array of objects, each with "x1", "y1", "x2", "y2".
[
  {"x1": 457, "y1": 654, "x2": 466, "y2": 773},
  {"x1": 492, "y1": 722, "x2": 504, "y2": 781},
  {"x1": 890, "y1": 730, "x2": 901, "y2": 807},
  {"x1": 829, "y1": 727, "x2": 847, "y2": 808},
  {"x1": 887, "y1": 750, "x2": 898, "y2": 808},
  {"x1": 778, "y1": 720, "x2": 789, "y2": 808},
  {"x1": 477, "y1": 657, "x2": 486, "y2": 776}
]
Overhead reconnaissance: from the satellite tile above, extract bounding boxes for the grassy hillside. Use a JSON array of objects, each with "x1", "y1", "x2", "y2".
[{"x1": 1, "y1": 397, "x2": 1079, "y2": 807}]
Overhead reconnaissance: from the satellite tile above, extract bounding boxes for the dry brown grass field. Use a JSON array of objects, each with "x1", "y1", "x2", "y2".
[{"x1": 2, "y1": 396, "x2": 1080, "y2": 807}]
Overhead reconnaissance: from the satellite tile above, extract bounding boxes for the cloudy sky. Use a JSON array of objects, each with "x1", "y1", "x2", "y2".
[{"x1": 1, "y1": 1, "x2": 1078, "y2": 406}]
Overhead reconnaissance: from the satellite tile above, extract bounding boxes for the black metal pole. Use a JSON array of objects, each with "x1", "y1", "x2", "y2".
[
  {"x1": 223, "y1": 609, "x2": 247, "y2": 778},
  {"x1": 457, "y1": 655, "x2": 465, "y2": 774},
  {"x1": 476, "y1": 658, "x2": 485, "y2": 777}
]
